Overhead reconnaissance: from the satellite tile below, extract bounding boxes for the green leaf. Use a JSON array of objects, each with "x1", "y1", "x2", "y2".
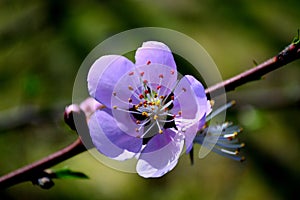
[
  {"x1": 52, "y1": 167, "x2": 89, "y2": 180},
  {"x1": 292, "y1": 29, "x2": 300, "y2": 44}
]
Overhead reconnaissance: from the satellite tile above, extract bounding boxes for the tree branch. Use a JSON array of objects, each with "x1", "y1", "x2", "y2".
[
  {"x1": 0, "y1": 138, "x2": 86, "y2": 189},
  {"x1": 205, "y1": 39, "x2": 300, "y2": 95},
  {"x1": 0, "y1": 38, "x2": 299, "y2": 189}
]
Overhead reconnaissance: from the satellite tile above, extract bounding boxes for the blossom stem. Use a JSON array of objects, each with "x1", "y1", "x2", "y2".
[{"x1": 0, "y1": 38, "x2": 299, "y2": 189}]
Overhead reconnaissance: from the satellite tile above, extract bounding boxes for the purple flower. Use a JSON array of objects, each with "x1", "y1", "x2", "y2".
[{"x1": 87, "y1": 41, "x2": 210, "y2": 177}]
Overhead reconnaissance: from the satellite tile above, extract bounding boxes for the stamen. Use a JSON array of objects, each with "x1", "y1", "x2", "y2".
[
  {"x1": 156, "y1": 85, "x2": 161, "y2": 90},
  {"x1": 160, "y1": 100, "x2": 173, "y2": 111},
  {"x1": 156, "y1": 120, "x2": 163, "y2": 134},
  {"x1": 155, "y1": 100, "x2": 160, "y2": 106},
  {"x1": 140, "y1": 72, "x2": 145, "y2": 76},
  {"x1": 159, "y1": 117, "x2": 175, "y2": 123},
  {"x1": 128, "y1": 98, "x2": 132, "y2": 103},
  {"x1": 224, "y1": 132, "x2": 238, "y2": 139},
  {"x1": 221, "y1": 149, "x2": 239, "y2": 155},
  {"x1": 142, "y1": 112, "x2": 148, "y2": 117},
  {"x1": 153, "y1": 115, "x2": 158, "y2": 120},
  {"x1": 128, "y1": 71, "x2": 134, "y2": 76},
  {"x1": 140, "y1": 121, "x2": 156, "y2": 138},
  {"x1": 113, "y1": 93, "x2": 135, "y2": 106},
  {"x1": 147, "y1": 60, "x2": 151, "y2": 65},
  {"x1": 210, "y1": 100, "x2": 215, "y2": 107},
  {"x1": 139, "y1": 94, "x2": 144, "y2": 99},
  {"x1": 128, "y1": 85, "x2": 134, "y2": 91},
  {"x1": 159, "y1": 74, "x2": 164, "y2": 78},
  {"x1": 170, "y1": 70, "x2": 175, "y2": 75},
  {"x1": 115, "y1": 106, "x2": 141, "y2": 115}
]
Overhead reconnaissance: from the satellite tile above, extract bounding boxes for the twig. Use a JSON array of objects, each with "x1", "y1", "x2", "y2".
[
  {"x1": 205, "y1": 39, "x2": 300, "y2": 95},
  {"x1": 0, "y1": 38, "x2": 299, "y2": 189},
  {"x1": 0, "y1": 138, "x2": 86, "y2": 189}
]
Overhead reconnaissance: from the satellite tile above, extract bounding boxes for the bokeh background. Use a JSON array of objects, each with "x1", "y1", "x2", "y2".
[{"x1": 0, "y1": 0, "x2": 299, "y2": 199}]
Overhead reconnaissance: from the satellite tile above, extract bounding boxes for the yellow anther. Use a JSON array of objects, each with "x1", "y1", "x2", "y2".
[
  {"x1": 153, "y1": 115, "x2": 158, "y2": 120},
  {"x1": 210, "y1": 100, "x2": 215, "y2": 107},
  {"x1": 128, "y1": 85, "x2": 134, "y2": 90},
  {"x1": 159, "y1": 130, "x2": 163, "y2": 134},
  {"x1": 155, "y1": 100, "x2": 161, "y2": 106},
  {"x1": 142, "y1": 112, "x2": 148, "y2": 117},
  {"x1": 113, "y1": 105, "x2": 118, "y2": 109}
]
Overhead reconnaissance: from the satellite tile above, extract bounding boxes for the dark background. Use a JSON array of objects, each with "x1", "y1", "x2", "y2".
[{"x1": 0, "y1": 0, "x2": 299, "y2": 199}]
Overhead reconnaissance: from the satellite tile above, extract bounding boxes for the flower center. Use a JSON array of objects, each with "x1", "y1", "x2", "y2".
[
  {"x1": 112, "y1": 69, "x2": 183, "y2": 141},
  {"x1": 129, "y1": 85, "x2": 177, "y2": 136}
]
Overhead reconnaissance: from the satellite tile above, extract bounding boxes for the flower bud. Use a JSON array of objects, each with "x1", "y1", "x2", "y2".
[{"x1": 64, "y1": 104, "x2": 82, "y2": 131}]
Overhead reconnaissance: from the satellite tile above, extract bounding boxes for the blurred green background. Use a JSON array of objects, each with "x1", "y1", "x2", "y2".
[{"x1": 0, "y1": 0, "x2": 299, "y2": 199}]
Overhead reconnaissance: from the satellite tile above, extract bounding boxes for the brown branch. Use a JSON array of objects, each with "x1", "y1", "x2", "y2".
[
  {"x1": 205, "y1": 40, "x2": 300, "y2": 95},
  {"x1": 0, "y1": 38, "x2": 299, "y2": 190},
  {"x1": 0, "y1": 138, "x2": 86, "y2": 189}
]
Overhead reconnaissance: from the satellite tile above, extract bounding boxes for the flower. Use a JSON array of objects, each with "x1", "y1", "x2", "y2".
[{"x1": 87, "y1": 41, "x2": 210, "y2": 178}]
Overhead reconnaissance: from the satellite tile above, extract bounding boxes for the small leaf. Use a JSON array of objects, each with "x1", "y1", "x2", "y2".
[
  {"x1": 292, "y1": 29, "x2": 300, "y2": 44},
  {"x1": 52, "y1": 167, "x2": 89, "y2": 179}
]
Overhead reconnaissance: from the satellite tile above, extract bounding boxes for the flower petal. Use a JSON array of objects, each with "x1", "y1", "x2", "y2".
[
  {"x1": 87, "y1": 55, "x2": 134, "y2": 108},
  {"x1": 135, "y1": 41, "x2": 177, "y2": 70},
  {"x1": 183, "y1": 122, "x2": 199, "y2": 153},
  {"x1": 88, "y1": 110, "x2": 143, "y2": 160},
  {"x1": 173, "y1": 75, "x2": 206, "y2": 152},
  {"x1": 185, "y1": 75, "x2": 208, "y2": 121},
  {"x1": 136, "y1": 129, "x2": 184, "y2": 178}
]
